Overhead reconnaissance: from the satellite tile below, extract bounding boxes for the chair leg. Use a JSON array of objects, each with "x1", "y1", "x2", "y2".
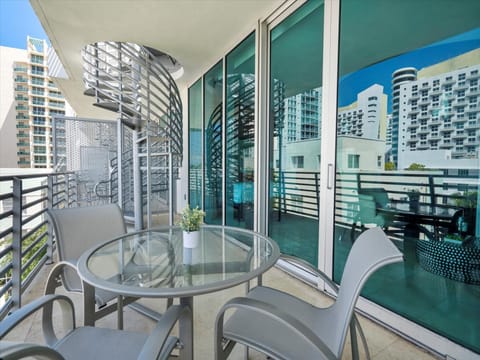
[
  {"x1": 83, "y1": 282, "x2": 96, "y2": 327},
  {"x1": 117, "y1": 295, "x2": 124, "y2": 330},
  {"x1": 350, "y1": 320, "x2": 359, "y2": 360}
]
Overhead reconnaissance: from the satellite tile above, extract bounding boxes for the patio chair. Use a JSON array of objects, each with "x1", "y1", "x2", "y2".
[
  {"x1": 351, "y1": 188, "x2": 403, "y2": 242},
  {"x1": 46, "y1": 204, "x2": 134, "y2": 329},
  {"x1": 215, "y1": 227, "x2": 404, "y2": 360},
  {"x1": 0, "y1": 293, "x2": 187, "y2": 360}
]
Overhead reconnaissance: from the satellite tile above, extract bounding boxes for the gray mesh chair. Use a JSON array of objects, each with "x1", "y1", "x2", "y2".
[
  {"x1": 0, "y1": 294, "x2": 187, "y2": 360},
  {"x1": 46, "y1": 204, "x2": 134, "y2": 329},
  {"x1": 215, "y1": 227, "x2": 404, "y2": 360}
]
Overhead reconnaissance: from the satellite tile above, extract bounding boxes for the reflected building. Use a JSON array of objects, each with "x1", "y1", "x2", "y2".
[
  {"x1": 274, "y1": 88, "x2": 321, "y2": 172},
  {"x1": 396, "y1": 49, "x2": 480, "y2": 170},
  {"x1": 337, "y1": 84, "x2": 388, "y2": 141}
]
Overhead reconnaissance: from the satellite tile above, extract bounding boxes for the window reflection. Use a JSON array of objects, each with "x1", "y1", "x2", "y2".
[
  {"x1": 269, "y1": 0, "x2": 323, "y2": 266},
  {"x1": 204, "y1": 62, "x2": 223, "y2": 224},
  {"x1": 225, "y1": 34, "x2": 256, "y2": 229},
  {"x1": 188, "y1": 79, "x2": 202, "y2": 208},
  {"x1": 336, "y1": 2, "x2": 480, "y2": 350}
]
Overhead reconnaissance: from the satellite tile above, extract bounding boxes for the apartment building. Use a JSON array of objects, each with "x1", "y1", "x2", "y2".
[
  {"x1": 283, "y1": 88, "x2": 322, "y2": 143},
  {"x1": 0, "y1": 46, "x2": 26, "y2": 168},
  {"x1": 397, "y1": 49, "x2": 480, "y2": 170},
  {"x1": 10, "y1": 36, "x2": 72, "y2": 169},
  {"x1": 337, "y1": 84, "x2": 388, "y2": 141}
]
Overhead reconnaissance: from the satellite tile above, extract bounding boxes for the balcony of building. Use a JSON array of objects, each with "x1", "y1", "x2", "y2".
[
  {"x1": 4, "y1": 0, "x2": 478, "y2": 358},
  {"x1": 3, "y1": 170, "x2": 475, "y2": 359}
]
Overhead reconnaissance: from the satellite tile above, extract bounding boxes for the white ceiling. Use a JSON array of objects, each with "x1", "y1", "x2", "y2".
[{"x1": 30, "y1": 0, "x2": 285, "y2": 118}]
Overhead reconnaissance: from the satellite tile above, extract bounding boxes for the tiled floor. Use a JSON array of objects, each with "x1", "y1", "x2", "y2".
[{"x1": 6, "y1": 262, "x2": 438, "y2": 359}]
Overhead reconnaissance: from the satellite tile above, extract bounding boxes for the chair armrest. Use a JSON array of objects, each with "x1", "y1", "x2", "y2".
[
  {"x1": 44, "y1": 261, "x2": 80, "y2": 295},
  {"x1": 215, "y1": 296, "x2": 337, "y2": 360},
  {"x1": 278, "y1": 255, "x2": 370, "y2": 360},
  {"x1": 0, "y1": 294, "x2": 75, "y2": 346},
  {"x1": 138, "y1": 304, "x2": 190, "y2": 360},
  {"x1": 0, "y1": 341, "x2": 65, "y2": 360}
]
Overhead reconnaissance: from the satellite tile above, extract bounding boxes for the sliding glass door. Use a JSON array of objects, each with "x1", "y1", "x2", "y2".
[
  {"x1": 225, "y1": 33, "x2": 256, "y2": 229},
  {"x1": 188, "y1": 79, "x2": 202, "y2": 208},
  {"x1": 268, "y1": 0, "x2": 324, "y2": 266},
  {"x1": 335, "y1": 0, "x2": 480, "y2": 353},
  {"x1": 204, "y1": 62, "x2": 223, "y2": 224}
]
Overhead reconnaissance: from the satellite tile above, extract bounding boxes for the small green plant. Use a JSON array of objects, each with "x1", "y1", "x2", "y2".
[
  {"x1": 406, "y1": 163, "x2": 426, "y2": 171},
  {"x1": 453, "y1": 191, "x2": 477, "y2": 209},
  {"x1": 384, "y1": 161, "x2": 396, "y2": 171},
  {"x1": 178, "y1": 205, "x2": 205, "y2": 232}
]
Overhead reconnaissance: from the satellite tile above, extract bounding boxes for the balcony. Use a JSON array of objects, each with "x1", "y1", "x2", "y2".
[
  {"x1": 2, "y1": 167, "x2": 478, "y2": 358},
  {"x1": 0, "y1": 172, "x2": 445, "y2": 359}
]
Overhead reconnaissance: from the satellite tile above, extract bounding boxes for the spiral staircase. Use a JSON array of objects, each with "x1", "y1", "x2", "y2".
[{"x1": 82, "y1": 42, "x2": 183, "y2": 227}]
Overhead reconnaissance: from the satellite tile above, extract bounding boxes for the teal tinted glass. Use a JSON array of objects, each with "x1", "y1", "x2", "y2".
[
  {"x1": 268, "y1": 0, "x2": 324, "y2": 266},
  {"x1": 204, "y1": 61, "x2": 223, "y2": 224},
  {"x1": 336, "y1": 0, "x2": 480, "y2": 353},
  {"x1": 225, "y1": 33, "x2": 256, "y2": 229},
  {"x1": 188, "y1": 79, "x2": 202, "y2": 208}
]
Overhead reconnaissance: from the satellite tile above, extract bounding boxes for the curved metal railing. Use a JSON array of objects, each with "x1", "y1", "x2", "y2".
[{"x1": 82, "y1": 42, "x2": 183, "y2": 174}]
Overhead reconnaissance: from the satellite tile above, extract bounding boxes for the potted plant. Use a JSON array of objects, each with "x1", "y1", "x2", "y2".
[{"x1": 178, "y1": 205, "x2": 205, "y2": 248}]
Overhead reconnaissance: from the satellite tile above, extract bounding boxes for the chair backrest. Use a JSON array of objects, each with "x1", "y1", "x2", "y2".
[
  {"x1": 357, "y1": 194, "x2": 378, "y2": 224},
  {"x1": 48, "y1": 204, "x2": 126, "y2": 291},
  {"x1": 359, "y1": 188, "x2": 389, "y2": 208},
  {"x1": 326, "y1": 227, "x2": 403, "y2": 357}
]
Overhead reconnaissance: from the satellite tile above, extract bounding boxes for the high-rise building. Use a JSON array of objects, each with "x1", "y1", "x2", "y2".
[
  {"x1": 390, "y1": 67, "x2": 417, "y2": 166},
  {"x1": 283, "y1": 88, "x2": 322, "y2": 144},
  {"x1": 396, "y1": 49, "x2": 480, "y2": 169},
  {"x1": 337, "y1": 84, "x2": 388, "y2": 141},
  {"x1": 7, "y1": 36, "x2": 73, "y2": 169}
]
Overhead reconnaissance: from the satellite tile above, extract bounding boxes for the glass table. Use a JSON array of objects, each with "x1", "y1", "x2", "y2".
[
  {"x1": 377, "y1": 202, "x2": 460, "y2": 240},
  {"x1": 77, "y1": 225, "x2": 280, "y2": 360}
]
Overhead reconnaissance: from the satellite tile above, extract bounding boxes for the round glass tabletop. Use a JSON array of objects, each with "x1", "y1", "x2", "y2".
[{"x1": 78, "y1": 225, "x2": 280, "y2": 298}]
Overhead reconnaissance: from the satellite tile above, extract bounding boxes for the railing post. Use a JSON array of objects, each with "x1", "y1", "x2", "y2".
[
  {"x1": 12, "y1": 177, "x2": 23, "y2": 309},
  {"x1": 428, "y1": 175, "x2": 436, "y2": 206},
  {"x1": 46, "y1": 175, "x2": 54, "y2": 264},
  {"x1": 314, "y1": 172, "x2": 320, "y2": 218},
  {"x1": 65, "y1": 173, "x2": 70, "y2": 207}
]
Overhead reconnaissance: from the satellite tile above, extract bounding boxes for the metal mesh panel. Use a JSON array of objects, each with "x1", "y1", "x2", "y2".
[{"x1": 52, "y1": 117, "x2": 117, "y2": 206}]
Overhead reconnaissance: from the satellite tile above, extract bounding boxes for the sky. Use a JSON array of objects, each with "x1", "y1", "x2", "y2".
[
  {"x1": 338, "y1": 28, "x2": 480, "y2": 110},
  {"x1": 0, "y1": 0, "x2": 478, "y2": 113},
  {"x1": 0, "y1": 0, "x2": 49, "y2": 49}
]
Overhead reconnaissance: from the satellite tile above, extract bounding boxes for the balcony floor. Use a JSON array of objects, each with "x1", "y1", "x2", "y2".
[{"x1": 7, "y1": 262, "x2": 438, "y2": 359}]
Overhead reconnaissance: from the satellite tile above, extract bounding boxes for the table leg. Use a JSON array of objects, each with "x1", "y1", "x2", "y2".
[
  {"x1": 179, "y1": 296, "x2": 194, "y2": 360},
  {"x1": 83, "y1": 281, "x2": 96, "y2": 326}
]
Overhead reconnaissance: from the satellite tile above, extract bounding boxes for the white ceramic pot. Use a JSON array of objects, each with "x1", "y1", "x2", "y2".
[{"x1": 183, "y1": 230, "x2": 200, "y2": 248}]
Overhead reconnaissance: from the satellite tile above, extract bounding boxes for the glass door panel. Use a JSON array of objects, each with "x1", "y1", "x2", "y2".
[
  {"x1": 225, "y1": 33, "x2": 256, "y2": 229},
  {"x1": 204, "y1": 61, "x2": 223, "y2": 224},
  {"x1": 335, "y1": 0, "x2": 480, "y2": 352},
  {"x1": 188, "y1": 79, "x2": 203, "y2": 208},
  {"x1": 268, "y1": 0, "x2": 324, "y2": 266}
]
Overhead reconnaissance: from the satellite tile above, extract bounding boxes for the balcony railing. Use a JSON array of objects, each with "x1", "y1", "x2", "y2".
[
  {"x1": 2, "y1": 169, "x2": 477, "y2": 322},
  {"x1": 0, "y1": 172, "x2": 100, "y2": 319}
]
